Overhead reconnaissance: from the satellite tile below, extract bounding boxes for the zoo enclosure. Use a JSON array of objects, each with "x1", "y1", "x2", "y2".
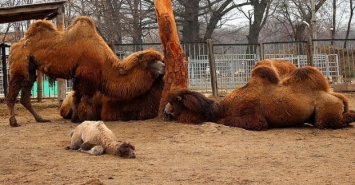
[
  {"x1": 114, "y1": 39, "x2": 355, "y2": 94},
  {"x1": 1, "y1": 39, "x2": 355, "y2": 98}
]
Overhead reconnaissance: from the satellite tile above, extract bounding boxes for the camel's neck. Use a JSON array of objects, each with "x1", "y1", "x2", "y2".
[{"x1": 105, "y1": 141, "x2": 121, "y2": 155}]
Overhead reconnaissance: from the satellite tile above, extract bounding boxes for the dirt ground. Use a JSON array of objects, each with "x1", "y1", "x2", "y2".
[{"x1": 1, "y1": 93, "x2": 355, "y2": 185}]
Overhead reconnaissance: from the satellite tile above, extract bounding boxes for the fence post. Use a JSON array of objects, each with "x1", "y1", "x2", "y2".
[
  {"x1": 57, "y1": 6, "x2": 66, "y2": 106},
  {"x1": 307, "y1": 37, "x2": 313, "y2": 66},
  {"x1": 1, "y1": 43, "x2": 8, "y2": 97},
  {"x1": 207, "y1": 39, "x2": 218, "y2": 97},
  {"x1": 36, "y1": 71, "x2": 43, "y2": 101},
  {"x1": 259, "y1": 43, "x2": 264, "y2": 60}
]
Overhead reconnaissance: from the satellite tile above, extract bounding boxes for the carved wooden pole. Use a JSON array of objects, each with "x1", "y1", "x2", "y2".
[
  {"x1": 57, "y1": 6, "x2": 66, "y2": 106},
  {"x1": 154, "y1": 0, "x2": 188, "y2": 113}
]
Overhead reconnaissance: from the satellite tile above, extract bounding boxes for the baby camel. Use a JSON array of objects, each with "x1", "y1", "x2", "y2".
[{"x1": 65, "y1": 121, "x2": 136, "y2": 158}]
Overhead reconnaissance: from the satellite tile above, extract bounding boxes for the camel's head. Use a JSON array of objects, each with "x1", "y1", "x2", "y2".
[
  {"x1": 117, "y1": 142, "x2": 136, "y2": 159},
  {"x1": 164, "y1": 88, "x2": 221, "y2": 123},
  {"x1": 138, "y1": 49, "x2": 165, "y2": 78},
  {"x1": 119, "y1": 49, "x2": 165, "y2": 79},
  {"x1": 25, "y1": 20, "x2": 58, "y2": 38}
]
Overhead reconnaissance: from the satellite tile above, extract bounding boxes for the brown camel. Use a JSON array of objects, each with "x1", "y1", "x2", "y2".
[
  {"x1": 6, "y1": 16, "x2": 165, "y2": 127},
  {"x1": 164, "y1": 63, "x2": 355, "y2": 130}
]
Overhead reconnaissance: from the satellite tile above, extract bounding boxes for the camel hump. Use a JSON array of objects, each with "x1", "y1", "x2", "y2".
[
  {"x1": 25, "y1": 20, "x2": 57, "y2": 37},
  {"x1": 255, "y1": 60, "x2": 297, "y2": 79},
  {"x1": 283, "y1": 66, "x2": 330, "y2": 91},
  {"x1": 251, "y1": 66, "x2": 280, "y2": 84},
  {"x1": 68, "y1": 16, "x2": 97, "y2": 31}
]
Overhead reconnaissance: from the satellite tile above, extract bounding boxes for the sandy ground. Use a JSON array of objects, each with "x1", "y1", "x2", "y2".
[{"x1": 1, "y1": 94, "x2": 355, "y2": 185}]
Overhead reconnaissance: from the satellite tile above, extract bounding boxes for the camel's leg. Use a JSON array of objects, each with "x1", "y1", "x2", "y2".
[
  {"x1": 19, "y1": 71, "x2": 50, "y2": 123},
  {"x1": 342, "y1": 110, "x2": 355, "y2": 125},
  {"x1": 65, "y1": 131, "x2": 83, "y2": 150},
  {"x1": 313, "y1": 100, "x2": 349, "y2": 129},
  {"x1": 71, "y1": 91, "x2": 83, "y2": 123},
  {"x1": 6, "y1": 78, "x2": 22, "y2": 127},
  {"x1": 220, "y1": 114, "x2": 269, "y2": 131},
  {"x1": 80, "y1": 95, "x2": 95, "y2": 121},
  {"x1": 79, "y1": 143, "x2": 104, "y2": 156},
  {"x1": 20, "y1": 87, "x2": 50, "y2": 122}
]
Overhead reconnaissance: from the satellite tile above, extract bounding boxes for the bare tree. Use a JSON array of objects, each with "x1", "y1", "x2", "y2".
[
  {"x1": 344, "y1": 0, "x2": 355, "y2": 48},
  {"x1": 203, "y1": 0, "x2": 251, "y2": 41},
  {"x1": 164, "y1": 0, "x2": 249, "y2": 43},
  {"x1": 237, "y1": 0, "x2": 272, "y2": 53},
  {"x1": 174, "y1": 0, "x2": 201, "y2": 42},
  {"x1": 331, "y1": 0, "x2": 336, "y2": 45}
]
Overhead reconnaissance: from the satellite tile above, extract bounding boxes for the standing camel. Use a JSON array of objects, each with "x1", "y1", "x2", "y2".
[{"x1": 6, "y1": 16, "x2": 165, "y2": 127}]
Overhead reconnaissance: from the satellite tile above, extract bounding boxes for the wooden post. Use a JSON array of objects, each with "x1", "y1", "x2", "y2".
[
  {"x1": 1, "y1": 43, "x2": 8, "y2": 97},
  {"x1": 36, "y1": 71, "x2": 43, "y2": 101},
  {"x1": 109, "y1": 39, "x2": 115, "y2": 52},
  {"x1": 56, "y1": 6, "x2": 66, "y2": 106},
  {"x1": 154, "y1": 0, "x2": 188, "y2": 113},
  {"x1": 307, "y1": 37, "x2": 313, "y2": 66},
  {"x1": 207, "y1": 39, "x2": 218, "y2": 97}
]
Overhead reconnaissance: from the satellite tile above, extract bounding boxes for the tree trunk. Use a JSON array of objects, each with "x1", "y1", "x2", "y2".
[
  {"x1": 247, "y1": 0, "x2": 269, "y2": 54},
  {"x1": 331, "y1": 0, "x2": 336, "y2": 45},
  {"x1": 181, "y1": 0, "x2": 200, "y2": 43},
  {"x1": 154, "y1": 0, "x2": 188, "y2": 113},
  {"x1": 293, "y1": 0, "x2": 327, "y2": 42},
  {"x1": 344, "y1": 0, "x2": 354, "y2": 48},
  {"x1": 132, "y1": 0, "x2": 143, "y2": 46}
]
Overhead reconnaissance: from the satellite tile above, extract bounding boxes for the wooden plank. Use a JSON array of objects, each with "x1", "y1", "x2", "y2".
[
  {"x1": 0, "y1": 1, "x2": 66, "y2": 24},
  {"x1": 1, "y1": 43, "x2": 8, "y2": 97}
]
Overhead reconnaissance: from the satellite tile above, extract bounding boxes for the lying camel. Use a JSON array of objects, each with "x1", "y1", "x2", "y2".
[
  {"x1": 164, "y1": 64, "x2": 355, "y2": 130},
  {"x1": 65, "y1": 121, "x2": 136, "y2": 158}
]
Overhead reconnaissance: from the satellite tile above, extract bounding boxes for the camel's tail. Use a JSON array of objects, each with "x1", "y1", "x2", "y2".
[{"x1": 331, "y1": 92, "x2": 349, "y2": 113}]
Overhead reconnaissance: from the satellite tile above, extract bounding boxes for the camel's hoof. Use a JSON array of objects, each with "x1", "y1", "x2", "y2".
[
  {"x1": 10, "y1": 118, "x2": 20, "y2": 127},
  {"x1": 10, "y1": 123, "x2": 21, "y2": 127},
  {"x1": 71, "y1": 117, "x2": 83, "y2": 123},
  {"x1": 37, "y1": 118, "x2": 51, "y2": 123}
]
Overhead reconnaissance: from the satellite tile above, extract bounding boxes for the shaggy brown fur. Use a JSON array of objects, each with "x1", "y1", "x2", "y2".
[
  {"x1": 163, "y1": 60, "x2": 296, "y2": 124},
  {"x1": 60, "y1": 91, "x2": 75, "y2": 119},
  {"x1": 65, "y1": 121, "x2": 136, "y2": 158},
  {"x1": 164, "y1": 88, "x2": 222, "y2": 123},
  {"x1": 6, "y1": 16, "x2": 164, "y2": 127},
  {"x1": 164, "y1": 66, "x2": 355, "y2": 130},
  {"x1": 60, "y1": 74, "x2": 164, "y2": 121}
]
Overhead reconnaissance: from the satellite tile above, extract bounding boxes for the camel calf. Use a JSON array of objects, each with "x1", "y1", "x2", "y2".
[{"x1": 66, "y1": 121, "x2": 136, "y2": 158}]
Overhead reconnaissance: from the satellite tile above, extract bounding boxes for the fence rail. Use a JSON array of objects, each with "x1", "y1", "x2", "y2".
[{"x1": 1, "y1": 39, "x2": 355, "y2": 98}]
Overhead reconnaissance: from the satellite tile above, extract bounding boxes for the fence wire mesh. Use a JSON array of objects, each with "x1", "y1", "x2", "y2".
[{"x1": 1, "y1": 39, "x2": 355, "y2": 98}]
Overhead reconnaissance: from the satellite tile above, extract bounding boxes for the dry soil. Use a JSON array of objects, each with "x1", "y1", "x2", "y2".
[{"x1": 1, "y1": 94, "x2": 355, "y2": 185}]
